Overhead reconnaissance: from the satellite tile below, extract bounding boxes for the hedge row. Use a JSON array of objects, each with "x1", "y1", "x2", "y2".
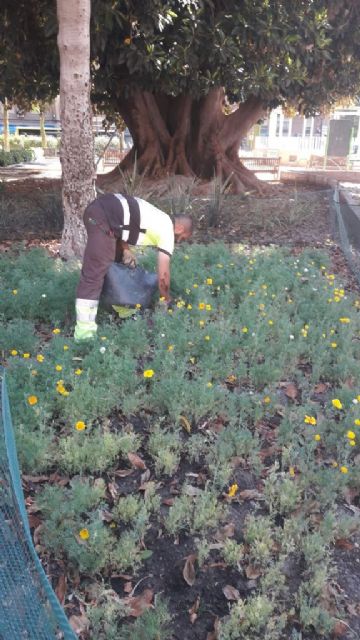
[{"x1": 0, "y1": 149, "x2": 35, "y2": 166}]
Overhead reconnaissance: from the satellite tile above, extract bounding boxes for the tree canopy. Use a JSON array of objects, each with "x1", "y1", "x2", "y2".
[
  {"x1": 2, "y1": 1, "x2": 360, "y2": 115},
  {"x1": 2, "y1": 1, "x2": 360, "y2": 192}
]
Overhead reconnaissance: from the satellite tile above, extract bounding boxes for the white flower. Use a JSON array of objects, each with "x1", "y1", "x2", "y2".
[
  {"x1": 161, "y1": 333, "x2": 165, "y2": 337},
  {"x1": 289, "y1": 335, "x2": 295, "y2": 340},
  {"x1": 312, "y1": 288, "x2": 318, "y2": 292},
  {"x1": 251, "y1": 332, "x2": 256, "y2": 337},
  {"x1": 99, "y1": 346, "x2": 106, "y2": 354},
  {"x1": 304, "y1": 268, "x2": 308, "y2": 273},
  {"x1": 352, "y1": 399, "x2": 358, "y2": 405},
  {"x1": 41, "y1": 294, "x2": 47, "y2": 298}
]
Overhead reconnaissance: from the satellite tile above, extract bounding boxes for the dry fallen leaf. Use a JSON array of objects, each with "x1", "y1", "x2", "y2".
[
  {"x1": 245, "y1": 565, "x2": 261, "y2": 580},
  {"x1": 222, "y1": 584, "x2": 240, "y2": 601},
  {"x1": 179, "y1": 415, "x2": 192, "y2": 433},
  {"x1": 69, "y1": 613, "x2": 90, "y2": 634},
  {"x1": 128, "y1": 452, "x2": 147, "y2": 470},
  {"x1": 188, "y1": 595, "x2": 200, "y2": 624},
  {"x1": 123, "y1": 588, "x2": 154, "y2": 617},
  {"x1": 332, "y1": 620, "x2": 349, "y2": 637},
  {"x1": 55, "y1": 574, "x2": 67, "y2": 605},
  {"x1": 114, "y1": 468, "x2": 134, "y2": 478},
  {"x1": 335, "y1": 538, "x2": 354, "y2": 551},
  {"x1": 183, "y1": 554, "x2": 197, "y2": 586},
  {"x1": 284, "y1": 382, "x2": 299, "y2": 400},
  {"x1": 313, "y1": 382, "x2": 328, "y2": 394},
  {"x1": 215, "y1": 522, "x2": 235, "y2": 542},
  {"x1": 239, "y1": 489, "x2": 263, "y2": 501}
]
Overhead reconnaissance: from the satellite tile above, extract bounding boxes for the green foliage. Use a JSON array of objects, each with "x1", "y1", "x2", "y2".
[
  {"x1": 0, "y1": 148, "x2": 34, "y2": 166},
  {"x1": 59, "y1": 430, "x2": 140, "y2": 474},
  {"x1": 3, "y1": 242, "x2": 360, "y2": 639},
  {"x1": 118, "y1": 599, "x2": 172, "y2": 640}
]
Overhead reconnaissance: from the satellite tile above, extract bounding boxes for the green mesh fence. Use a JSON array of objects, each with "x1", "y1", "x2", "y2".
[
  {"x1": 330, "y1": 185, "x2": 360, "y2": 286},
  {"x1": 0, "y1": 369, "x2": 76, "y2": 640}
]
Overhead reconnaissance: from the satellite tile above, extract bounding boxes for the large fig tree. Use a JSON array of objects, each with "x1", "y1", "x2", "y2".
[
  {"x1": 2, "y1": 1, "x2": 360, "y2": 198},
  {"x1": 91, "y1": 0, "x2": 360, "y2": 192}
]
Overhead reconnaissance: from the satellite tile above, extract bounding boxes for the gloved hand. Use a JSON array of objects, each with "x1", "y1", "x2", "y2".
[
  {"x1": 74, "y1": 299, "x2": 98, "y2": 341},
  {"x1": 122, "y1": 248, "x2": 137, "y2": 269}
]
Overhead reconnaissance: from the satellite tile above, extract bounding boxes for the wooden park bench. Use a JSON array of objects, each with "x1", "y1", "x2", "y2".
[
  {"x1": 239, "y1": 156, "x2": 281, "y2": 180},
  {"x1": 102, "y1": 149, "x2": 127, "y2": 166},
  {"x1": 309, "y1": 155, "x2": 350, "y2": 170}
]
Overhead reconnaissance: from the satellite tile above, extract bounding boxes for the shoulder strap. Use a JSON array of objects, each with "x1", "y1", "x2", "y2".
[{"x1": 121, "y1": 195, "x2": 146, "y2": 245}]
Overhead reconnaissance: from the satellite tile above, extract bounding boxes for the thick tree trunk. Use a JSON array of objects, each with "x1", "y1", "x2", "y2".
[
  {"x1": 3, "y1": 98, "x2": 10, "y2": 153},
  {"x1": 104, "y1": 90, "x2": 267, "y2": 194},
  {"x1": 57, "y1": 0, "x2": 95, "y2": 260}
]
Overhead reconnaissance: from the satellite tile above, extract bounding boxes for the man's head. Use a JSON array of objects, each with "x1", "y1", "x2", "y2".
[{"x1": 174, "y1": 214, "x2": 193, "y2": 243}]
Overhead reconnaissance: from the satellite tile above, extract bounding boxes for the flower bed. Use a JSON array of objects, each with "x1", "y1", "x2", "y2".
[{"x1": 1, "y1": 243, "x2": 359, "y2": 640}]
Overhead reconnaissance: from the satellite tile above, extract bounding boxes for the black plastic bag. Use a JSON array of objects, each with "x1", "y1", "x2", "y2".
[{"x1": 100, "y1": 262, "x2": 158, "y2": 310}]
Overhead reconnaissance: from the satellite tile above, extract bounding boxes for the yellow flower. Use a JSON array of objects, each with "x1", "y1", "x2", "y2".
[
  {"x1": 289, "y1": 467, "x2": 295, "y2": 477},
  {"x1": 357, "y1": 395, "x2": 360, "y2": 402},
  {"x1": 10, "y1": 350, "x2": 18, "y2": 356},
  {"x1": 27, "y1": 395, "x2": 38, "y2": 406},
  {"x1": 227, "y1": 483, "x2": 238, "y2": 498},
  {"x1": 23, "y1": 353, "x2": 30, "y2": 359},
  {"x1": 36, "y1": 354, "x2": 44, "y2": 362},
  {"x1": 55, "y1": 365, "x2": 63, "y2": 372},
  {"x1": 206, "y1": 304, "x2": 212, "y2": 311},
  {"x1": 198, "y1": 302, "x2": 205, "y2": 310},
  {"x1": 349, "y1": 440, "x2": 356, "y2": 447},
  {"x1": 12, "y1": 289, "x2": 18, "y2": 295},
  {"x1": 354, "y1": 419, "x2": 360, "y2": 426},
  {"x1": 346, "y1": 430, "x2": 356, "y2": 440},
  {"x1": 143, "y1": 369, "x2": 155, "y2": 378},
  {"x1": 206, "y1": 382, "x2": 213, "y2": 388},
  {"x1": 332, "y1": 398, "x2": 343, "y2": 410},
  {"x1": 79, "y1": 528, "x2": 90, "y2": 540},
  {"x1": 304, "y1": 415, "x2": 317, "y2": 425},
  {"x1": 330, "y1": 342, "x2": 337, "y2": 348},
  {"x1": 189, "y1": 357, "x2": 196, "y2": 364},
  {"x1": 100, "y1": 336, "x2": 107, "y2": 341},
  {"x1": 314, "y1": 434, "x2": 321, "y2": 441},
  {"x1": 340, "y1": 465, "x2": 348, "y2": 474},
  {"x1": 63, "y1": 345, "x2": 69, "y2": 351},
  {"x1": 184, "y1": 255, "x2": 190, "y2": 260},
  {"x1": 187, "y1": 304, "x2": 192, "y2": 310},
  {"x1": 75, "y1": 368, "x2": 83, "y2": 375},
  {"x1": 217, "y1": 263, "x2": 223, "y2": 268},
  {"x1": 167, "y1": 345, "x2": 174, "y2": 352},
  {"x1": 242, "y1": 327, "x2": 248, "y2": 333},
  {"x1": 206, "y1": 278, "x2": 213, "y2": 285},
  {"x1": 263, "y1": 396, "x2": 271, "y2": 404},
  {"x1": 204, "y1": 335, "x2": 210, "y2": 341},
  {"x1": 199, "y1": 320, "x2": 205, "y2": 327},
  {"x1": 332, "y1": 461, "x2": 338, "y2": 468},
  {"x1": 75, "y1": 420, "x2": 86, "y2": 431},
  {"x1": 123, "y1": 36, "x2": 132, "y2": 45},
  {"x1": 339, "y1": 317, "x2": 351, "y2": 323},
  {"x1": 193, "y1": 284, "x2": 198, "y2": 288},
  {"x1": 268, "y1": 320, "x2": 273, "y2": 326},
  {"x1": 258, "y1": 303, "x2": 265, "y2": 310},
  {"x1": 52, "y1": 328, "x2": 61, "y2": 334},
  {"x1": 31, "y1": 370, "x2": 37, "y2": 376}
]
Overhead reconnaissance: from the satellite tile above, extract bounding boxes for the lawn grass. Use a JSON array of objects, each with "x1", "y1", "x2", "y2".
[{"x1": 1, "y1": 243, "x2": 359, "y2": 640}]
